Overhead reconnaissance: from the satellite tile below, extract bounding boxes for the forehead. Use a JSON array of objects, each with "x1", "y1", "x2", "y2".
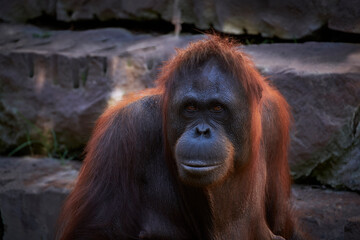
[{"x1": 173, "y1": 59, "x2": 238, "y2": 98}]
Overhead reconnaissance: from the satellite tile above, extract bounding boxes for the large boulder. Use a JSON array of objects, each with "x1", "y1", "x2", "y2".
[
  {"x1": 1, "y1": 0, "x2": 360, "y2": 38},
  {"x1": 0, "y1": 157, "x2": 80, "y2": 240},
  {"x1": 0, "y1": 23, "x2": 359, "y2": 190},
  {"x1": 292, "y1": 184, "x2": 360, "y2": 240},
  {"x1": 0, "y1": 23, "x2": 202, "y2": 155},
  {"x1": 244, "y1": 43, "x2": 360, "y2": 191}
]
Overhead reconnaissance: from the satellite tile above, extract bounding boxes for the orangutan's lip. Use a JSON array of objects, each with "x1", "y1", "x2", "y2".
[
  {"x1": 181, "y1": 161, "x2": 222, "y2": 167},
  {"x1": 180, "y1": 160, "x2": 222, "y2": 173}
]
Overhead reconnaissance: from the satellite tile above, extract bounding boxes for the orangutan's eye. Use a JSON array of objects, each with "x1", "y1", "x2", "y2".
[
  {"x1": 185, "y1": 105, "x2": 198, "y2": 112},
  {"x1": 212, "y1": 105, "x2": 223, "y2": 112}
]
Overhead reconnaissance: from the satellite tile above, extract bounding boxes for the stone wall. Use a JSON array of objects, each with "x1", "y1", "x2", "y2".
[
  {"x1": 1, "y1": 23, "x2": 359, "y2": 190},
  {"x1": 0, "y1": 0, "x2": 360, "y2": 39}
]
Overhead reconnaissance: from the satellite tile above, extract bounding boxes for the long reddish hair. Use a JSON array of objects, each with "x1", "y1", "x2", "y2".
[{"x1": 57, "y1": 35, "x2": 296, "y2": 240}]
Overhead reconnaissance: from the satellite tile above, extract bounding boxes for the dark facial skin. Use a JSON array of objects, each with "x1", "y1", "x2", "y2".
[{"x1": 166, "y1": 59, "x2": 250, "y2": 187}]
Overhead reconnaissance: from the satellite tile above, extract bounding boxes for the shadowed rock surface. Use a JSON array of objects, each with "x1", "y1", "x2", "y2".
[
  {"x1": 0, "y1": 157, "x2": 80, "y2": 240},
  {"x1": 0, "y1": 157, "x2": 359, "y2": 240},
  {"x1": 292, "y1": 185, "x2": 360, "y2": 240},
  {"x1": 1, "y1": 23, "x2": 359, "y2": 190},
  {"x1": 244, "y1": 43, "x2": 360, "y2": 191},
  {"x1": 0, "y1": 23, "x2": 202, "y2": 155}
]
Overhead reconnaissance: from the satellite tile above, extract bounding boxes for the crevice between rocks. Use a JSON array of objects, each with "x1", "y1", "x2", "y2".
[
  {"x1": 0, "y1": 209, "x2": 4, "y2": 240},
  {"x1": 352, "y1": 105, "x2": 360, "y2": 138},
  {"x1": 25, "y1": 15, "x2": 360, "y2": 44}
]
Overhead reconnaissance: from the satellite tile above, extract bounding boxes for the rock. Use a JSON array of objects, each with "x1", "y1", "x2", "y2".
[
  {"x1": 328, "y1": 0, "x2": 360, "y2": 34},
  {"x1": 0, "y1": 157, "x2": 80, "y2": 240},
  {"x1": 191, "y1": 0, "x2": 330, "y2": 38},
  {"x1": 1, "y1": 1, "x2": 360, "y2": 38},
  {"x1": 56, "y1": 0, "x2": 173, "y2": 22},
  {"x1": 244, "y1": 43, "x2": 360, "y2": 191},
  {"x1": 0, "y1": 23, "x2": 359, "y2": 190},
  {"x1": 0, "y1": 0, "x2": 56, "y2": 23},
  {"x1": 55, "y1": 0, "x2": 327, "y2": 38},
  {"x1": 1, "y1": 157, "x2": 359, "y2": 239},
  {"x1": 0, "y1": 23, "x2": 202, "y2": 154},
  {"x1": 344, "y1": 216, "x2": 360, "y2": 240},
  {"x1": 292, "y1": 185, "x2": 360, "y2": 240}
]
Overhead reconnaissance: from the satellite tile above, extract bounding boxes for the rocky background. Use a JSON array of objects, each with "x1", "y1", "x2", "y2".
[
  {"x1": 0, "y1": 1, "x2": 359, "y2": 240},
  {"x1": 1, "y1": 0, "x2": 360, "y2": 39}
]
